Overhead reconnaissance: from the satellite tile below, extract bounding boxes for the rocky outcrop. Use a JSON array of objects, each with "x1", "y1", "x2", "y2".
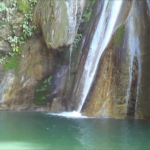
[
  {"x1": 83, "y1": 30, "x2": 130, "y2": 118},
  {"x1": 70, "y1": 0, "x2": 133, "y2": 116},
  {"x1": 0, "y1": 0, "x2": 85, "y2": 110},
  {"x1": 134, "y1": 0, "x2": 150, "y2": 118},
  {"x1": 0, "y1": 0, "x2": 27, "y2": 106},
  {"x1": 0, "y1": 37, "x2": 54, "y2": 110},
  {"x1": 83, "y1": 0, "x2": 150, "y2": 119},
  {"x1": 33, "y1": 0, "x2": 85, "y2": 50},
  {"x1": 1, "y1": 0, "x2": 150, "y2": 119}
]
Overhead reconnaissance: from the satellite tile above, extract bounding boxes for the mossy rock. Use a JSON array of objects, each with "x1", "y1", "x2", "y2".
[
  {"x1": 17, "y1": 0, "x2": 30, "y2": 14},
  {"x1": 114, "y1": 25, "x2": 125, "y2": 48},
  {"x1": 34, "y1": 76, "x2": 52, "y2": 105},
  {"x1": 4, "y1": 54, "x2": 21, "y2": 74}
]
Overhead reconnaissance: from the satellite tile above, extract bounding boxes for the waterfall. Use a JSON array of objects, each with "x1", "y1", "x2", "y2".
[
  {"x1": 69, "y1": 45, "x2": 73, "y2": 76},
  {"x1": 65, "y1": 0, "x2": 79, "y2": 43},
  {"x1": 126, "y1": 11, "x2": 137, "y2": 104},
  {"x1": 48, "y1": 111, "x2": 87, "y2": 118},
  {"x1": 124, "y1": 1, "x2": 141, "y2": 116},
  {"x1": 71, "y1": 0, "x2": 123, "y2": 112}
]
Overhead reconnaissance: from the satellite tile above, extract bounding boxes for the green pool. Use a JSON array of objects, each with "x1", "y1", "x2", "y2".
[{"x1": 0, "y1": 111, "x2": 150, "y2": 150}]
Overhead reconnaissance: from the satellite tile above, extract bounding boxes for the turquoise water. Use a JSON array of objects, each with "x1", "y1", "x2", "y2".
[{"x1": 0, "y1": 111, "x2": 150, "y2": 150}]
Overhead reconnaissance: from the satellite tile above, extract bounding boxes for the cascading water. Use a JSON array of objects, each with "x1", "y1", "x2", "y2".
[
  {"x1": 65, "y1": 0, "x2": 85, "y2": 43},
  {"x1": 71, "y1": 0, "x2": 123, "y2": 112},
  {"x1": 129, "y1": 0, "x2": 150, "y2": 117},
  {"x1": 126, "y1": 2, "x2": 141, "y2": 115},
  {"x1": 69, "y1": 45, "x2": 73, "y2": 77},
  {"x1": 66, "y1": 0, "x2": 77, "y2": 43},
  {"x1": 48, "y1": 0, "x2": 133, "y2": 118},
  {"x1": 48, "y1": 111, "x2": 87, "y2": 118}
]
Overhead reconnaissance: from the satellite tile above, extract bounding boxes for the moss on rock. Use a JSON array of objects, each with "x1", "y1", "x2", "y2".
[
  {"x1": 4, "y1": 54, "x2": 21, "y2": 74},
  {"x1": 17, "y1": 0, "x2": 30, "y2": 14},
  {"x1": 114, "y1": 25, "x2": 125, "y2": 48},
  {"x1": 34, "y1": 76, "x2": 52, "y2": 105}
]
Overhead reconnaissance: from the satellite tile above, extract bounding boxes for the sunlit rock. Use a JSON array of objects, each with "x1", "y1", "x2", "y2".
[{"x1": 34, "y1": 0, "x2": 85, "y2": 50}]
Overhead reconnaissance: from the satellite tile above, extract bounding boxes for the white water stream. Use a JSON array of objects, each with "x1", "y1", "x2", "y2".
[
  {"x1": 126, "y1": 3, "x2": 141, "y2": 105},
  {"x1": 48, "y1": 0, "x2": 126, "y2": 117},
  {"x1": 73, "y1": 0, "x2": 123, "y2": 112},
  {"x1": 66, "y1": 0, "x2": 78, "y2": 43},
  {"x1": 48, "y1": 111, "x2": 87, "y2": 118}
]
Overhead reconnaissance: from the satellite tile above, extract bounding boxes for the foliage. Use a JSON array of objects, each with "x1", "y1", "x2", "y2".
[
  {"x1": 7, "y1": 0, "x2": 37, "y2": 52},
  {"x1": 34, "y1": 76, "x2": 52, "y2": 105},
  {"x1": 56, "y1": 60, "x2": 61, "y2": 68},
  {"x1": 36, "y1": 76, "x2": 52, "y2": 92},
  {"x1": 18, "y1": 0, "x2": 37, "y2": 41},
  {"x1": 4, "y1": 53, "x2": 21, "y2": 73},
  {"x1": 73, "y1": 34, "x2": 82, "y2": 49},
  {"x1": 0, "y1": 1, "x2": 17, "y2": 22},
  {"x1": 17, "y1": 0, "x2": 30, "y2": 13},
  {"x1": 0, "y1": 55, "x2": 7, "y2": 64},
  {"x1": 22, "y1": 13, "x2": 36, "y2": 39},
  {"x1": 7, "y1": 35, "x2": 20, "y2": 52},
  {"x1": 81, "y1": 0, "x2": 97, "y2": 23},
  {"x1": 0, "y1": 2, "x2": 6, "y2": 11},
  {"x1": 29, "y1": 0, "x2": 37, "y2": 7},
  {"x1": 0, "y1": 24, "x2": 5, "y2": 30},
  {"x1": 0, "y1": 0, "x2": 37, "y2": 71}
]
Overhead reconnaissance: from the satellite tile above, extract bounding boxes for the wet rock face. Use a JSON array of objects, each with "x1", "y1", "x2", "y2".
[
  {"x1": 0, "y1": 71, "x2": 15, "y2": 103},
  {"x1": 34, "y1": 0, "x2": 85, "y2": 50},
  {"x1": 83, "y1": 0, "x2": 150, "y2": 119},
  {"x1": 0, "y1": 41, "x2": 11, "y2": 53},
  {"x1": 83, "y1": 40, "x2": 115, "y2": 117},
  {"x1": 81, "y1": 0, "x2": 133, "y2": 118},
  {"x1": 50, "y1": 98, "x2": 65, "y2": 113},
  {"x1": 70, "y1": 0, "x2": 133, "y2": 116},
  {"x1": 20, "y1": 37, "x2": 54, "y2": 81},
  {"x1": 134, "y1": 0, "x2": 150, "y2": 118},
  {"x1": 0, "y1": 0, "x2": 85, "y2": 110},
  {"x1": 83, "y1": 33, "x2": 130, "y2": 118},
  {"x1": 49, "y1": 65, "x2": 68, "y2": 112},
  {"x1": 0, "y1": 37, "x2": 54, "y2": 110},
  {"x1": 51, "y1": 66, "x2": 68, "y2": 99},
  {"x1": 1, "y1": 0, "x2": 150, "y2": 118}
]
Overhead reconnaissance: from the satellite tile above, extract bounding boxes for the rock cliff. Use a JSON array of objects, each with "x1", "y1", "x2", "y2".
[{"x1": 0, "y1": 0, "x2": 85, "y2": 110}]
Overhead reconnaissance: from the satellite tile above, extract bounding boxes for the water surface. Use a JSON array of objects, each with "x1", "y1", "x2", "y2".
[{"x1": 0, "y1": 111, "x2": 150, "y2": 150}]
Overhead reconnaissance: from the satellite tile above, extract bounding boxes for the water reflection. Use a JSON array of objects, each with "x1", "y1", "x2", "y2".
[
  {"x1": 0, "y1": 142, "x2": 44, "y2": 150},
  {"x1": 0, "y1": 112, "x2": 150, "y2": 150},
  {"x1": 74, "y1": 118, "x2": 150, "y2": 150}
]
